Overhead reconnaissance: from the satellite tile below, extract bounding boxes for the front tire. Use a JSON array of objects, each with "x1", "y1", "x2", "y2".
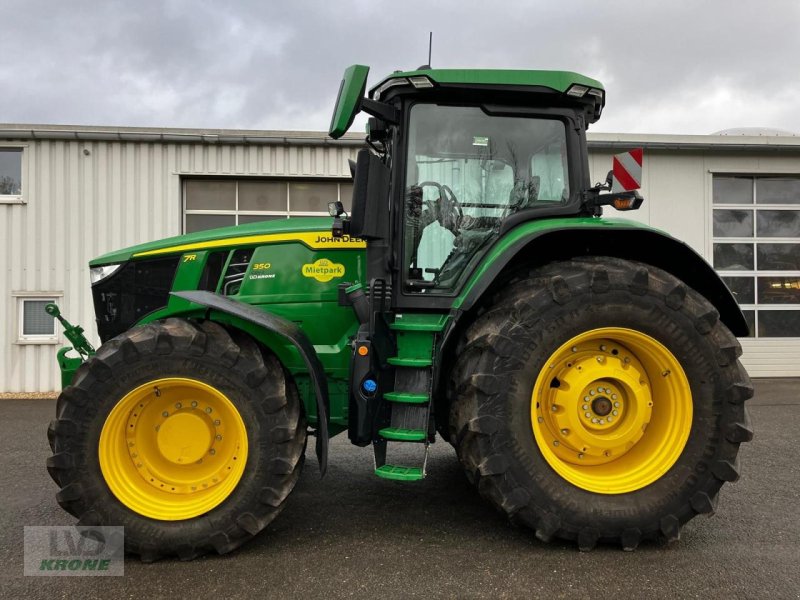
[
  {"x1": 47, "y1": 318, "x2": 306, "y2": 561},
  {"x1": 450, "y1": 258, "x2": 753, "y2": 550}
]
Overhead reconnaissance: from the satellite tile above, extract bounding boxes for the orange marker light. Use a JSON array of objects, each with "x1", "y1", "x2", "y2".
[{"x1": 357, "y1": 346, "x2": 369, "y2": 356}]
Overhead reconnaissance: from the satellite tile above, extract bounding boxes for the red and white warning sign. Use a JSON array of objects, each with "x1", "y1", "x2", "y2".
[{"x1": 610, "y1": 148, "x2": 643, "y2": 192}]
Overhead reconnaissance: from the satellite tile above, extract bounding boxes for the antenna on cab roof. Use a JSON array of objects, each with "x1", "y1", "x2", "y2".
[{"x1": 417, "y1": 32, "x2": 433, "y2": 70}]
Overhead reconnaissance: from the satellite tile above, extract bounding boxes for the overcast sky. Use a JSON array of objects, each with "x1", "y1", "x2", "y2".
[{"x1": 2, "y1": 0, "x2": 798, "y2": 135}]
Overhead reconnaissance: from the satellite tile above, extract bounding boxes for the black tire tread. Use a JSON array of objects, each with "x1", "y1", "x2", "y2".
[
  {"x1": 47, "y1": 318, "x2": 306, "y2": 561},
  {"x1": 449, "y1": 257, "x2": 752, "y2": 550}
]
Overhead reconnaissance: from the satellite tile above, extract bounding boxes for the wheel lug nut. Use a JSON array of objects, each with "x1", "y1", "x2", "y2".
[
  {"x1": 191, "y1": 401, "x2": 198, "y2": 408},
  {"x1": 585, "y1": 412, "x2": 591, "y2": 418},
  {"x1": 538, "y1": 416, "x2": 544, "y2": 423},
  {"x1": 553, "y1": 441, "x2": 559, "y2": 447},
  {"x1": 216, "y1": 434, "x2": 222, "y2": 441},
  {"x1": 214, "y1": 420, "x2": 221, "y2": 426},
  {"x1": 578, "y1": 453, "x2": 584, "y2": 459},
  {"x1": 589, "y1": 390, "x2": 595, "y2": 396},
  {"x1": 571, "y1": 346, "x2": 577, "y2": 353},
  {"x1": 614, "y1": 402, "x2": 620, "y2": 408},
  {"x1": 607, "y1": 416, "x2": 614, "y2": 422},
  {"x1": 612, "y1": 410, "x2": 618, "y2": 416},
  {"x1": 551, "y1": 405, "x2": 558, "y2": 412},
  {"x1": 599, "y1": 419, "x2": 605, "y2": 425},
  {"x1": 584, "y1": 396, "x2": 590, "y2": 402},
  {"x1": 162, "y1": 411, "x2": 169, "y2": 417},
  {"x1": 209, "y1": 449, "x2": 216, "y2": 455},
  {"x1": 205, "y1": 407, "x2": 213, "y2": 414},
  {"x1": 612, "y1": 394, "x2": 618, "y2": 400},
  {"x1": 592, "y1": 418, "x2": 599, "y2": 424},
  {"x1": 600, "y1": 344, "x2": 607, "y2": 351},
  {"x1": 560, "y1": 429, "x2": 568, "y2": 435},
  {"x1": 596, "y1": 356, "x2": 605, "y2": 363},
  {"x1": 175, "y1": 403, "x2": 182, "y2": 409},
  {"x1": 597, "y1": 387, "x2": 604, "y2": 392},
  {"x1": 582, "y1": 404, "x2": 589, "y2": 411}
]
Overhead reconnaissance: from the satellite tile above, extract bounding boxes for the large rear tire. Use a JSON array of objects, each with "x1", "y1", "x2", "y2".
[
  {"x1": 47, "y1": 318, "x2": 306, "y2": 561},
  {"x1": 450, "y1": 257, "x2": 753, "y2": 550}
]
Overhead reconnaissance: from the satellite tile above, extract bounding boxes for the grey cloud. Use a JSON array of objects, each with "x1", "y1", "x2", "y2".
[{"x1": 2, "y1": 0, "x2": 798, "y2": 134}]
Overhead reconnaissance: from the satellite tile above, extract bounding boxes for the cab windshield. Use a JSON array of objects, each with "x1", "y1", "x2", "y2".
[{"x1": 403, "y1": 103, "x2": 570, "y2": 292}]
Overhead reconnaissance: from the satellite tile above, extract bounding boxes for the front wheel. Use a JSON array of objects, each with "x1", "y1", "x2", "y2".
[
  {"x1": 450, "y1": 257, "x2": 753, "y2": 550},
  {"x1": 47, "y1": 319, "x2": 307, "y2": 561}
]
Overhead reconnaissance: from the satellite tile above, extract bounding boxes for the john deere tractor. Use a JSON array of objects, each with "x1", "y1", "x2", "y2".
[{"x1": 47, "y1": 64, "x2": 753, "y2": 560}]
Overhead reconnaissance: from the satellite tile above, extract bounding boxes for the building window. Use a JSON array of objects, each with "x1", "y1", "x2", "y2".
[
  {"x1": 0, "y1": 147, "x2": 23, "y2": 201},
  {"x1": 16, "y1": 295, "x2": 60, "y2": 343},
  {"x1": 183, "y1": 179, "x2": 354, "y2": 233},
  {"x1": 713, "y1": 175, "x2": 800, "y2": 338}
]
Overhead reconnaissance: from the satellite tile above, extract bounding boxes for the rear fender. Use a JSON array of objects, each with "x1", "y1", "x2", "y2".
[{"x1": 455, "y1": 222, "x2": 748, "y2": 336}]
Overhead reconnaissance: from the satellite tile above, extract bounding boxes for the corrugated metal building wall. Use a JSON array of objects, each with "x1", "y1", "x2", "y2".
[
  {"x1": 0, "y1": 126, "x2": 362, "y2": 392},
  {"x1": 1, "y1": 126, "x2": 799, "y2": 392},
  {"x1": 589, "y1": 134, "x2": 800, "y2": 377}
]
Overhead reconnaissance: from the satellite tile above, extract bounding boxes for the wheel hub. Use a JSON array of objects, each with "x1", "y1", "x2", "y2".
[
  {"x1": 156, "y1": 411, "x2": 212, "y2": 464},
  {"x1": 591, "y1": 396, "x2": 612, "y2": 417}
]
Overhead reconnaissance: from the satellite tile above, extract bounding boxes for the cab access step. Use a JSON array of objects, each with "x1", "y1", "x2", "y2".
[{"x1": 340, "y1": 280, "x2": 445, "y2": 482}]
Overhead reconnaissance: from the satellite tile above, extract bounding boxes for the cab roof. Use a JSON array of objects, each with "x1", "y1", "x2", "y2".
[
  {"x1": 369, "y1": 68, "x2": 604, "y2": 99},
  {"x1": 329, "y1": 64, "x2": 606, "y2": 139}
]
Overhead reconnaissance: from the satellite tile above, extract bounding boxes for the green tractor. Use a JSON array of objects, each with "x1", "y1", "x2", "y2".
[{"x1": 47, "y1": 64, "x2": 753, "y2": 560}]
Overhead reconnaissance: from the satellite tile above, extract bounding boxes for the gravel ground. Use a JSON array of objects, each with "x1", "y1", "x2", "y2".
[{"x1": 0, "y1": 378, "x2": 797, "y2": 599}]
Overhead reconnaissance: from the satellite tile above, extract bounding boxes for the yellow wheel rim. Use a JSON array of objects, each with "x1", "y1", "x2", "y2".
[
  {"x1": 99, "y1": 378, "x2": 248, "y2": 520},
  {"x1": 531, "y1": 328, "x2": 692, "y2": 494}
]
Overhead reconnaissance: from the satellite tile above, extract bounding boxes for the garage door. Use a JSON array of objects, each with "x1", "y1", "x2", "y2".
[
  {"x1": 183, "y1": 178, "x2": 353, "y2": 233},
  {"x1": 713, "y1": 175, "x2": 800, "y2": 376}
]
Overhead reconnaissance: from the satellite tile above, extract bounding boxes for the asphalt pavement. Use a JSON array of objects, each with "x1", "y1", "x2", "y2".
[{"x1": 1, "y1": 379, "x2": 798, "y2": 599}]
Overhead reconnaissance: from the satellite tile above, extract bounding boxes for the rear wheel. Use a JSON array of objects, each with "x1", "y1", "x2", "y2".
[
  {"x1": 450, "y1": 257, "x2": 753, "y2": 550},
  {"x1": 47, "y1": 318, "x2": 306, "y2": 561}
]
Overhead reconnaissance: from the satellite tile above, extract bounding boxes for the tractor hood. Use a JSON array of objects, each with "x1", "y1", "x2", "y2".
[{"x1": 89, "y1": 217, "x2": 352, "y2": 266}]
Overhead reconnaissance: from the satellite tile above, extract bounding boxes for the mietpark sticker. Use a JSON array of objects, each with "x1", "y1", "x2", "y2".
[{"x1": 301, "y1": 258, "x2": 345, "y2": 282}]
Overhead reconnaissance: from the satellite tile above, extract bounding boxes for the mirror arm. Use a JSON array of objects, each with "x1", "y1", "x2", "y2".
[
  {"x1": 582, "y1": 189, "x2": 644, "y2": 216},
  {"x1": 361, "y1": 98, "x2": 400, "y2": 125}
]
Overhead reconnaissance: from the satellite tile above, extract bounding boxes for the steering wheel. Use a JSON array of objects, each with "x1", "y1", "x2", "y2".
[{"x1": 418, "y1": 181, "x2": 463, "y2": 233}]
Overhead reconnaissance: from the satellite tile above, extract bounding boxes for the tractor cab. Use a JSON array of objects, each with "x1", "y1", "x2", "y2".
[{"x1": 328, "y1": 65, "x2": 632, "y2": 309}]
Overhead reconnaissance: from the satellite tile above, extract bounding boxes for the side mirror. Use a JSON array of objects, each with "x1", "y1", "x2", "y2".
[{"x1": 329, "y1": 65, "x2": 370, "y2": 139}]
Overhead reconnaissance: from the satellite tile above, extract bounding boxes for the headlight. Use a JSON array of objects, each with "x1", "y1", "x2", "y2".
[{"x1": 90, "y1": 263, "x2": 122, "y2": 285}]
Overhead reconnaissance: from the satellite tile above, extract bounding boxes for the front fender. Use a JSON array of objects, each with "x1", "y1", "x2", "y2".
[
  {"x1": 454, "y1": 218, "x2": 748, "y2": 337},
  {"x1": 170, "y1": 290, "x2": 330, "y2": 475}
]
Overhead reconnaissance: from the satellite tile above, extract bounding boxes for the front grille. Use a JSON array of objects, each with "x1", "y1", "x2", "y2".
[{"x1": 92, "y1": 256, "x2": 180, "y2": 342}]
